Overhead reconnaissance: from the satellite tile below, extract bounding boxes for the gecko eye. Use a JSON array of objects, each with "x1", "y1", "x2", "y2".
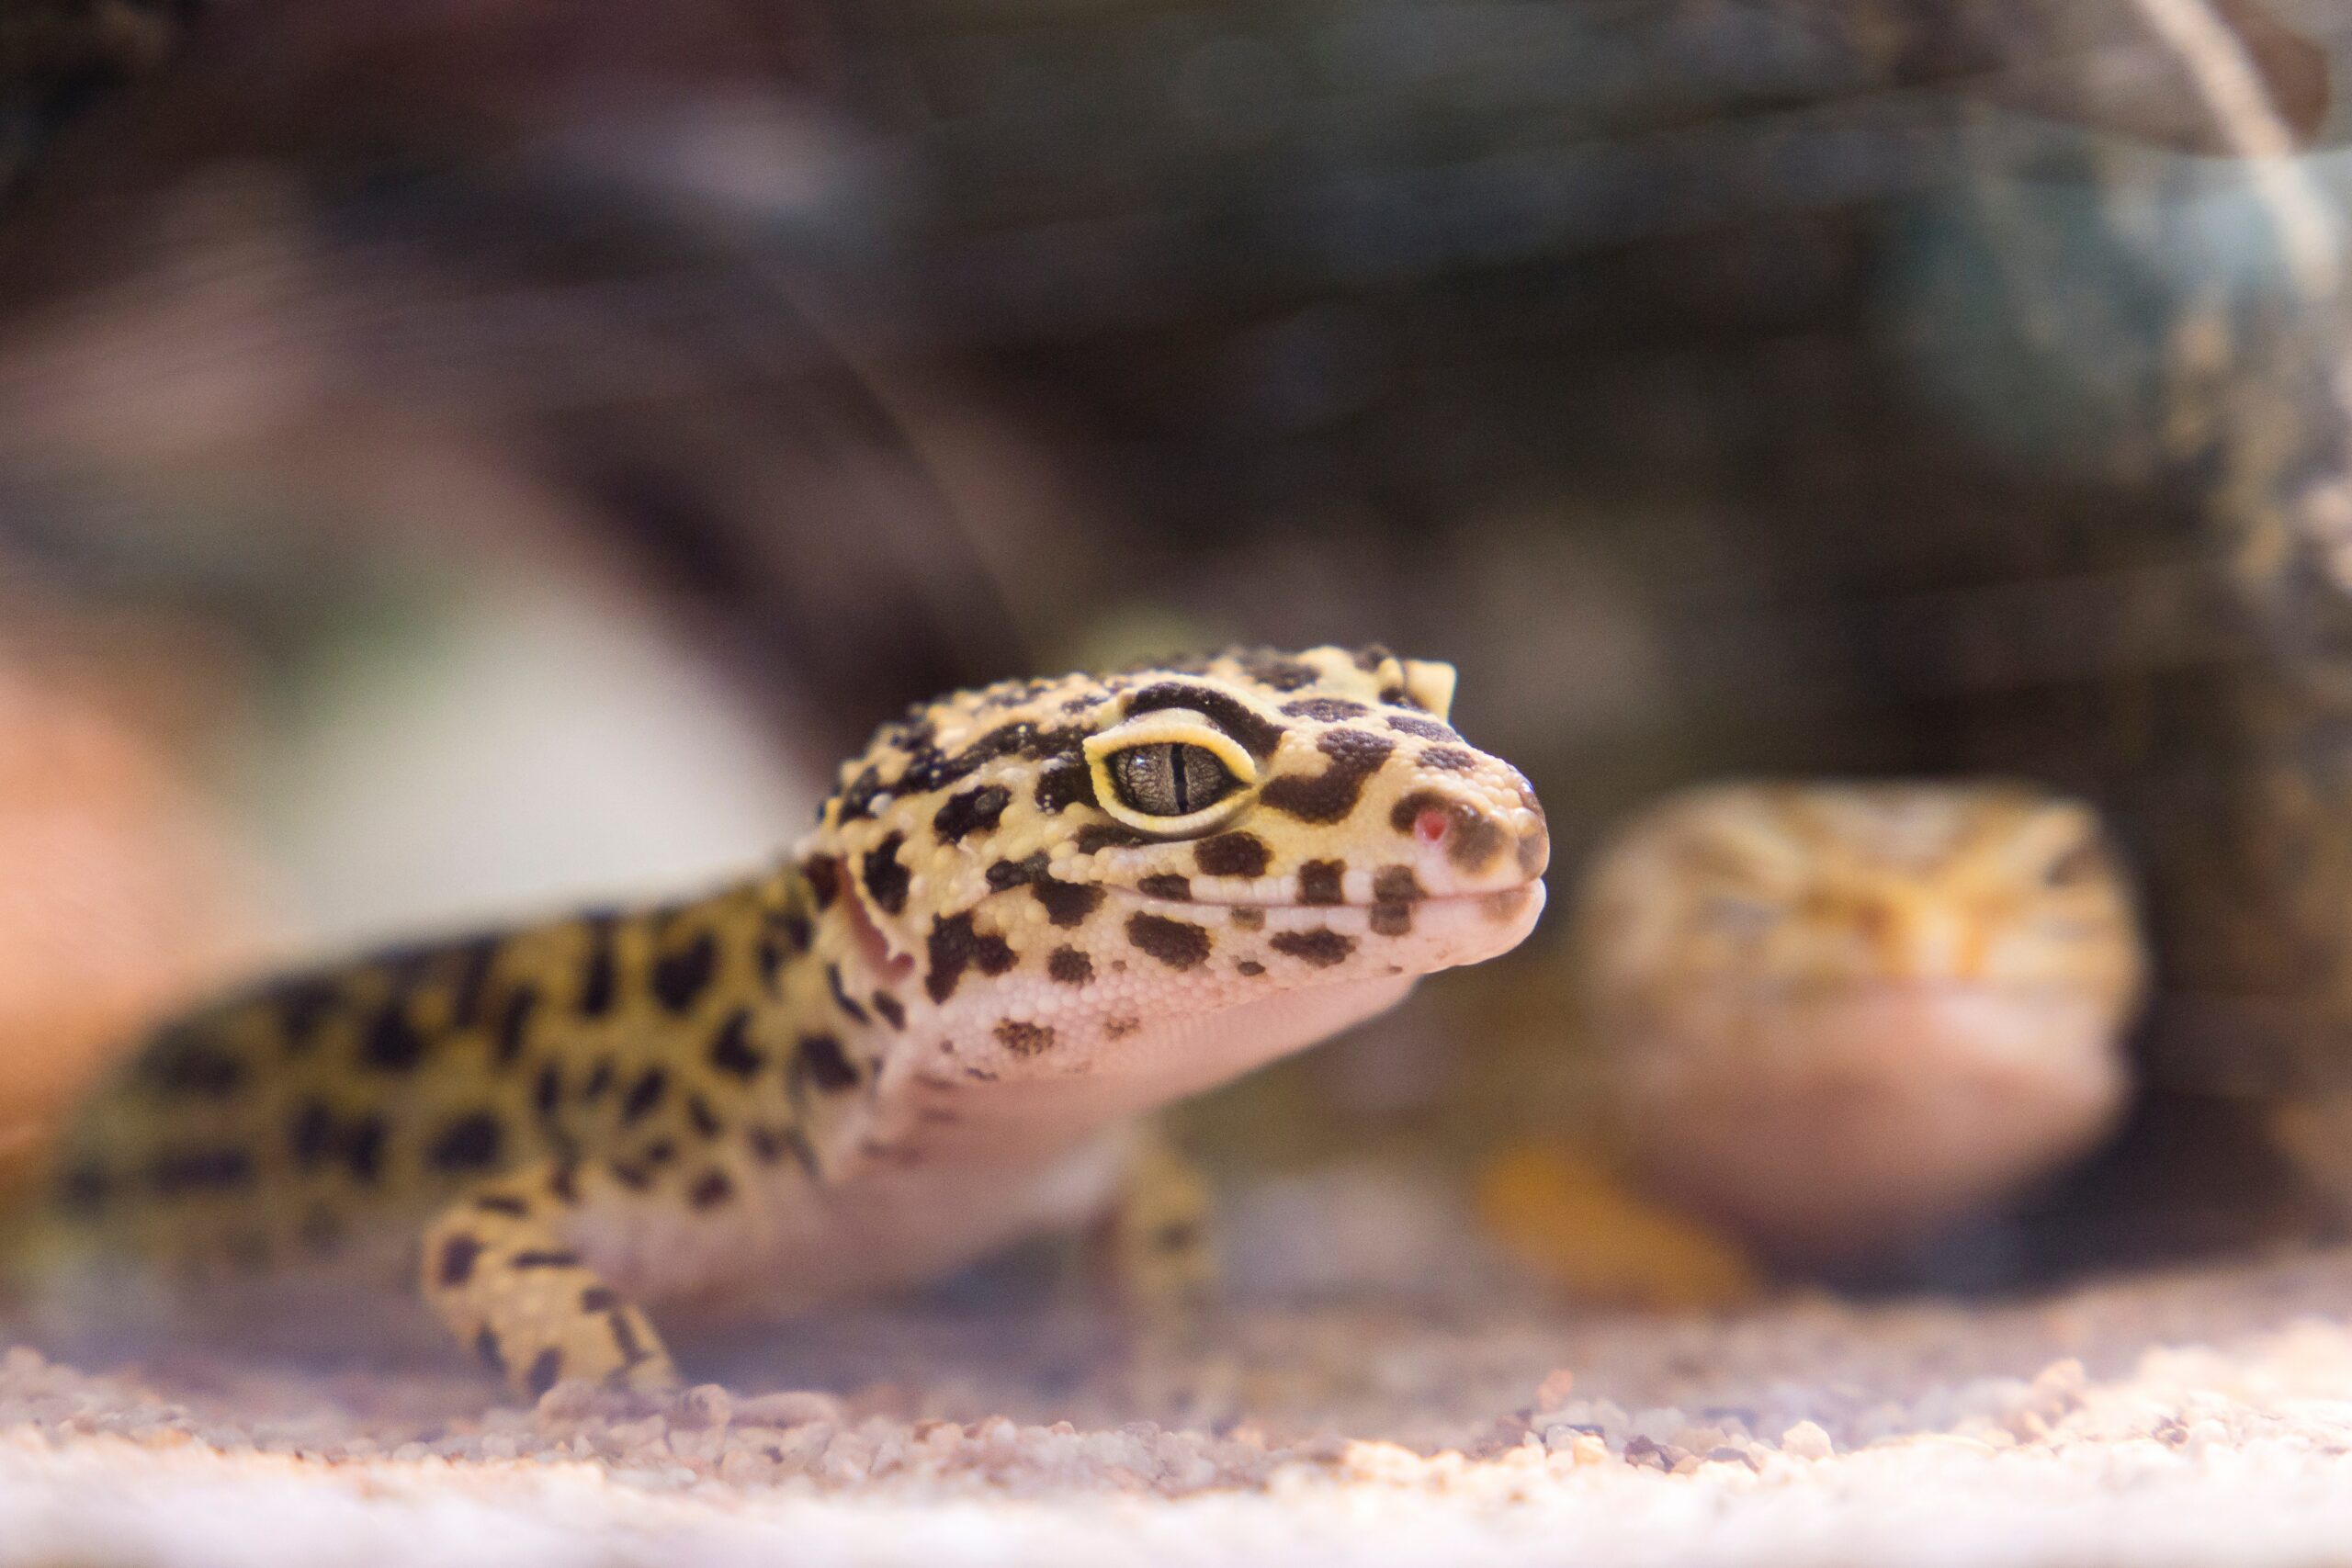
[
  {"x1": 1083, "y1": 707, "x2": 1261, "y2": 836},
  {"x1": 2041, "y1": 836, "x2": 2107, "y2": 888},
  {"x1": 1108, "y1": 743, "x2": 1239, "y2": 818}
]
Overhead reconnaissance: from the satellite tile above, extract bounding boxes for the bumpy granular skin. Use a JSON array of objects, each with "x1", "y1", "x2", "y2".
[{"x1": 7, "y1": 645, "x2": 1547, "y2": 1397}]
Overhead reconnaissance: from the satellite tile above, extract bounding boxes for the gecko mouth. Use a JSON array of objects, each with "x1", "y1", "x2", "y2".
[
  {"x1": 1106, "y1": 876, "x2": 1549, "y2": 955},
  {"x1": 1117, "y1": 874, "x2": 1548, "y2": 913}
]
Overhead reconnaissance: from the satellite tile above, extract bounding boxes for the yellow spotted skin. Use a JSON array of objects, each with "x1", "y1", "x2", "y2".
[{"x1": 10, "y1": 647, "x2": 1548, "y2": 1397}]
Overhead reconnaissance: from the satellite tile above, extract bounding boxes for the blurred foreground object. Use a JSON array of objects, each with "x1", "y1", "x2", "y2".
[
  {"x1": 1571, "y1": 782, "x2": 2145, "y2": 1261},
  {"x1": 0, "y1": 637, "x2": 259, "y2": 1194}
]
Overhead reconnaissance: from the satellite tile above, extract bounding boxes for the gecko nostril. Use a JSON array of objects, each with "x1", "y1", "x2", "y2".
[{"x1": 1414, "y1": 807, "x2": 1452, "y2": 846}]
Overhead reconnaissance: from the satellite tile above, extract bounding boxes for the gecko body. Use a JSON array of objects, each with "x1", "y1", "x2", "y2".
[{"x1": 6, "y1": 646, "x2": 1547, "y2": 1393}]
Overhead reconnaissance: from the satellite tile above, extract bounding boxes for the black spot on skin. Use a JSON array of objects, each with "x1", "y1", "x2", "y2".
[
  {"x1": 689, "y1": 1170, "x2": 734, "y2": 1210},
  {"x1": 651, "y1": 932, "x2": 718, "y2": 1014},
  {"x1": 872, "y1": 992, "x2": 906, "y2": 1030},
  {"x1": 476, "y1": 1329, "x2": 506, "y2": 1379},
  {"x1": 987, "y1": 852, "x2": 1107, "y2": 928},
  {"x1": 437, "y1": 1241, "x2": 481, "y2": 1288},
  {"x1": 819, "y1": 964, "x2": 866, "y2": 1025},
  {"x1": 1374, "y1": 866, "x2": 1425, "y2": 903},
  {"x1": 581, "y1": 1287, "x2": 617, "y2": 1313},
  {"x1": 609, "y1": 1310, "x2": 649, "y2": 1367},
  {"x1": 749, "y1": 1124, "x2": 820, "y2": 1178},
  {"x1": 1075, "y1": 822, "x2": 1151, "y2": 853},
  {"x1": 526, "y1": 1348, "x2": 563, "y2": 1399},
  {"x1": 1243, "y1": 652, "x2": 1321, "y2": 691},
  {"x1": 1231, "y1": 908, "x2": 1266, "y2": 931},
  {"x1": 511, "y1": 1249, "x2": 581, "y2": 1269},
  {"x1": 621, "y1": 1067, "x2": 669, "y2": 1124},
  {"x1": 1298, "y1": 861, "x2": 1346, "y2": 905},
  {"x1": 1034, "y1": 758, "x2": 1097, "y2": 814},
  {"x1": 688, "y1": 1095, "x2": 722, "y2": 1138},
  {"x1": 532, "y1": 1063, "x2": 561, "y2": 1118},
  {"x1": 59, "y1": 1165, "x2": 110, "y2": 1213},
  {"x1": 832, "y1": 764, "x2": 886, "y2": 822},
  {"x1": 1272, "y1": 929, "x2": 1355, "y2": 967},
  {"x1": 795, "y1": 1033, "x2": 862, "y2": 1093},
  {"x1": 1419, "y1": 745, "x2": 1478, "y2": 774},
  {"x1": 644, "y1": 1139, "x2": 678, "y2": 1170},
  {"x1": 802, "y1": 855, "x2": 843, "y2": 909},
  {"x1": 987, "y1": 852, "x2": 1049, "y2": 891},
  {"x1": 1354, "y1": 644, "x2": 1394, "y2": 671},
  {"x1": 1126, "y1": 913, "x2": 1213, "y2": 969},
  {"x1": 925, "y1": 913, "x2": 1018, "y2": 1003},
  {"x1": 1035, "y1": 880, "x2": 1105, "y2": 928},
  {"x1": 862, "y1": 832, "x2": 912, "y2": 917},
  {"x1": 443, "y1": 937, "x2": 501, "y2": 1032},
  {"x1": 288, "y1": 1102, "x2": 336, "y2": 1167},
  {"x1": 1261, "y1": 729, "x2": 1396, "y2": 823},
  {"x1": 1450, "y1": 812, "x2": 1509, "y2": 871},
  {"x1": 1048, "y1": 947, "x2": 1094, "y2": 985},
  {"x1": 494, "y1": 987, "x2": 538, "y2": 1067},
  {"x1": 708, "y1": 1010, "x2": 765, "y2": 1077},
  {"x1": 582, "y1": 1060, "x2": 614, "y2": 1101},
  {"x1": 549, "y1": 1166, "x2": 580, "y2": 1205},
  {"x1": 1139, "y1": 874, "x2": 1193, "y2": 901},
  {"x1": 344, "y1": 1115, "x2": 386, "y2": 1183},
  {"x1": 780, "y1": 913, "x2": 814, "y2": 953},
  {"x1": 995, "y1": 1020, "x2": 1055, "y2": 1055},
  {"x1": 1237, "y1": 959, "x2": 1267, "y2": 976},
  {"x1": 1386, "y1": 714, "x2": 1458, "y2": 742},
  {"x1": 1282, "y1": 696, "x2": 1370, "y2": 720},
  {"x1": 1378, "y1": 685, "x2": 1411, "y2": 706},
  {"x1": 1104, "y1": 1017, "x2": 1140, "y2": 1038},
  {"x1": 892, "y1": 720, "x2": 1093, "y2": 802},
  {"x1": 1123, "y1": 682, "x2": 1287, "y2": 757},
  {"x1": 1371, "y1": 903, "x2": 1413, "y2": 936},
  {"x1": 1388, "y1": 790, "x2": 1509, "y2": 869},
  {"x1": 270, "y1": 978, "x2": 341, "y2": 1055},
  {"x1": 933, "y1": 785, "x2": 1012, "y2": 843},
  {"x1": 361, "y1": 1003, "x2": 427, "y2": 1073},
  {"x1": 148, "y1": 1148, "x2": 254, "y2": 1194},
  {"x1": 146, "y1": 1032, "x2": 247, "y2": 1099},
  {"x1": 576, "y1": 915, "x2": 620, "y2": 1019},
  {"x1": 430, "y1": 1113, "x2": 504, "y2": 1172},
  {"x1": 1194, "y1": 832, "x2": 1271, "y2": 879},
  {"x1": 611, "y1": 1161, "x2": 653, "y2": 1191},
  {"x1": 475, "y1": 1194, "x2": 527, "y2": 1216}
]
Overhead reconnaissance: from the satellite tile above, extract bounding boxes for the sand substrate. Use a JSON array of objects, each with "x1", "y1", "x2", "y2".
[{"x1": 11, "y1": 1248, "x2": 2352, "y2": 1565}]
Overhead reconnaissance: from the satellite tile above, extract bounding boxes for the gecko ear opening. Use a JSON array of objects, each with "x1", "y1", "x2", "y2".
[
  {"x1": 1400, "y1": 660, "x2": 1456, "y2": 722},
  {"x1": 839, "y1": 874, "x2": 918, "y2": 980}
]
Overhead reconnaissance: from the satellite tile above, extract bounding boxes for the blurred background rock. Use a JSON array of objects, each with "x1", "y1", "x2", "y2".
[{"x1": 4, "y1": 0, "x2": 2352, "y2": 1300}]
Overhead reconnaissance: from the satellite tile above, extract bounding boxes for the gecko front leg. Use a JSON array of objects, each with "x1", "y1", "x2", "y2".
[
  {"x1": 1091, "y1": 1122, "x2": 1220, "y2": 1345},
  {"x1": 421, "y1": 1163, "x2": 678, "y2": 1398}
]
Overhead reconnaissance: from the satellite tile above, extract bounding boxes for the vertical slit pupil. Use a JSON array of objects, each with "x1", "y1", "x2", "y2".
[{"x1": 1169, "y1": 744, "x2": 1190, "y2": 815}]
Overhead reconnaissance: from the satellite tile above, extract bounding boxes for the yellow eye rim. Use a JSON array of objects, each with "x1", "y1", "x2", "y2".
[{"x1": 1083, "y1": 711, "x2": 1260, "y2": 837}]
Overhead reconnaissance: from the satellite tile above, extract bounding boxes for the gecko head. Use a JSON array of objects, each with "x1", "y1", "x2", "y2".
[
  {"x1": 1570, "y1": 779, "x2": 2144, "y2": 1257},
  {"x1": 797, "y1": 646, "x2": 1546, "y2": 1085}
]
